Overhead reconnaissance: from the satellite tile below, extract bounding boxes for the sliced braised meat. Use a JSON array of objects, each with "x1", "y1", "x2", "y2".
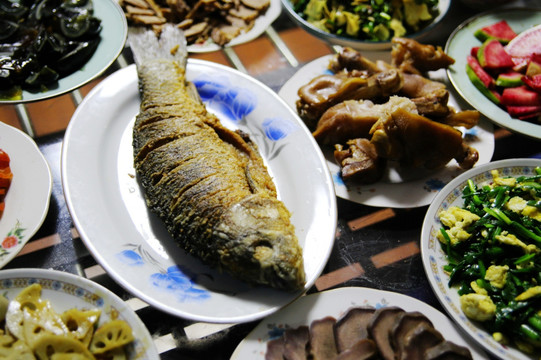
[
  {"x1": 334, "y1": 306, "x2": 376, "y2": 352},
  {"x1": 368, "y1": 306, "x2": 405, "y2": 360},
  {"x1": 391, "y1": 311, "x2": 434, "y2": 359},
  {"x1": 265, "y1": 335, "x2": 286, "y2": 360},
  {"x1": 328, "y1": 47, "x2": 391, "y2": 74},
  {"x1": 334, "y1": 338, "x2": 379, "y2": 360},
  {"x1": 398, "y1": 322, "x2": 445, "y2": 360},
  {"x1": 425, "y1": 341, "x2": 473, "y2": 360},
  {"x1": 309, "y1": 316, "x2": 338, "y2": 360},
  {"x1": 283, "y1": 326, "x2": 310, "y2": 360}
]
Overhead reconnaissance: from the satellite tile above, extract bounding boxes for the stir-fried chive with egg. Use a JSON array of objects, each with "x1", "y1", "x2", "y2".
[
  {"x1": 437, "y1": 167, "x2": 541, "y2": 354},
  {"x1": 289, "y1": 0, "x2": 439, "y2": 42}
]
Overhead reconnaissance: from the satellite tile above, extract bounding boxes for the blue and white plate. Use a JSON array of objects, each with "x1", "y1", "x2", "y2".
[
  {"x1": 421, "y1": 158, "x2": 541, "y2": 360},
  {"x1": 0, "y1": 0, "x2": 127, "y2": 104},
  {"x1": 61, "y1": 61, "x2": 337, "y2": 323},
  {"x1": 279, "y1": 55, "x2": 495, "y2": 208},
  {"x1": 0, "y1": 268, "x2": 159, "y2": 359}
]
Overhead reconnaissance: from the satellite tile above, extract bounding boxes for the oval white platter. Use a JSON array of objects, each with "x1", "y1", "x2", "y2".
[
  {"x1": 0, "y1": 121, "x2": 52, "y2": 268},
  {"x1": 62, "y1": 60, "x2": 337, "y2": 323},
  {"x1": 278, "y1": 54, "x2": 495, "y2": 208}
]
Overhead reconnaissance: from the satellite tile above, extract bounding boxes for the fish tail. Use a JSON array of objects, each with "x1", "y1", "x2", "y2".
[{"x1": 128, "y1": 24, "x2": 188, "y2": 68}]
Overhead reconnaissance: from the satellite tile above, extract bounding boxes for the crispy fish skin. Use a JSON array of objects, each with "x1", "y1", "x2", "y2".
[{"x1": 130, "y1": 27, "x2": 305, "y2": 291}]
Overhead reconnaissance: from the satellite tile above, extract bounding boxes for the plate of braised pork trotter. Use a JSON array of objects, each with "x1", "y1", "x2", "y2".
[
  {"x1": 231, "y1": 286, "x2": 488, "y2": 359},
  {"x1": 279, "y1": 38, "x2": 495, "y2": 208}
]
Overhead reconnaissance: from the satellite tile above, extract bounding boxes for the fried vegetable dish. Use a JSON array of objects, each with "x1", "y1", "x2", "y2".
[
  {"x1": 0, "y1": 0, "x2": 102, "y2": 100},
  {"x1": 438, "y1": 167, "x2": 541, "y2": 356},
  {"x1": 289, "y1": 0, "x2": 439, "y2": 42}
]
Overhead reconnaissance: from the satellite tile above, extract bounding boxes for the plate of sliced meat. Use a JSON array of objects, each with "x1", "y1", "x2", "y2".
[
  {"x1": 231, "y1": 286, "x2": 488, "y2": 359},
  {"x1": 0, "y1": 122, "x2": 52, "y2": 268},
  {"x1": 120, "y1": 0, "x2": 281, "y2": 52},
  {"x1": 279, "y1": 40, "x2": 495, "y2": 208}
]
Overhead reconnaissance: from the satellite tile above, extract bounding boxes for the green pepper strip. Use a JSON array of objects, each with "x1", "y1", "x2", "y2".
[
  {"x1": 529, "y1": 314, "x2": 541, "y2": 332},
  {"x1": 483, "y1": 207, "x2": 541, "y2": 244},
  {"x1": 520, "y1": 323, "x2": 541, "y2": 342}
]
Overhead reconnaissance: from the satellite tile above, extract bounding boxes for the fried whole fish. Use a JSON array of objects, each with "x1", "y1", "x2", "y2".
[{"x1": 128, "y1": 25, "x2": 305, "y2": 291}]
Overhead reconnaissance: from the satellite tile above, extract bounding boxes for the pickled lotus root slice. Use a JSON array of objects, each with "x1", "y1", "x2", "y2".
[
  {"x1": 89, "y1": 320, "x2": 134, "y2": 355},
  {"x1": 0, "y1": 333, "x2": 35, "y2": 360},
  {"x1": 6, "y1": 284, "x2": 44, "y2": 339},
  {"x1": 33, "y1": 334, "x2": 95, "y2": 360},
  {"x1": 61, "y1": 309, "x2": 101, "y2": 347}
]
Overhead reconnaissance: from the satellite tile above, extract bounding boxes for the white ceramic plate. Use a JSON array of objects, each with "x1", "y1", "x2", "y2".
[
  {"x1": 421, "y1": 158, "x2": 541, "y2": 360},
  {"x1": 445, "y1": 8, "x2": 541, "y2": 140},
  {"x1": 278, "y1": 54, "x2": 495, "y2": 208},
  {"x1": 62, "y1": 61, "x2": 337, "y2": 323},
  {"x1": 231, "y1": 286, "x2": 488, "y2": 359},
  {"x1": 281, "y1": 0, "x2": 450, "y2": 51},
  {"x1": 0, "y1": 122, "x2": 52, "y2": 268},
  {"x1": 186, "y1": 0, "x2": 281, "y2": 53},
  {"x1": 0, "y1": 0, "x2": 128, "y2": 104},
  {"x1": 0, "y1": 268, "x2": 159, "y2": 359}
]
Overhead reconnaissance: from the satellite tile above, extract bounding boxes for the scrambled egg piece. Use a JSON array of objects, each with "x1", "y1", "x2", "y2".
[
  {"x1": 437, "y1": 207, "x2": 480, "y2": 245},
  {"x1": 495, "y1": 231, "x2": 540, "y2": 254},
  {"x1": 516, "y1": 286, "x2": 541, "y2": 301},
  {"x1": 460, "y1": 293, "x2": 496, "y2": 321},
  {"x1": 506, "y1": 196, "x2": 541, "y2": 221},
  {"x1": 470, "y1": 281, "x2": 488, "y2": 295},
  {"x1": 485, "y1": 265, "x2": 509, "y2": 289},
  {"x1": 491, "y1": 169, "x2": 517, "y2": 187}
]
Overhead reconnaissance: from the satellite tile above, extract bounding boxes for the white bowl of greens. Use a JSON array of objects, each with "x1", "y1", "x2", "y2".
[
  {"x1": 281, "y1": 0, "x2": 450, "y2": 50},
  {"x1": 421, "y1": 158, "x2": 541, "y2": 360}
]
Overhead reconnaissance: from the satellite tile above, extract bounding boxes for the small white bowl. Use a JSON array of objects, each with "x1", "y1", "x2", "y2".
[{"x1": 281, "y1": 0, "x2": 450, "y2": 51}]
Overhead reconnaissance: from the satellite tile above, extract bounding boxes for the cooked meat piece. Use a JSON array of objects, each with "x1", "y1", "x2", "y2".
[
  {"x1": 313, "y1": 100, "x2": 379, "y2": 144},
  {"x1": 334, "y1": 138, "x2": 386, "y2": 184},
  {"x1": 411, "y1": 89, "x2": 450, "y2": 118},
  {"x1": 334, "y1": 306, "x2": 376, "y2": 353},
  {"x1": 211, "y1": 25, "x2": 242, "y2": 45},
  {"x1": 424, "y1": 341, "x2": 473, "y2": 360},
  {"x1": 370, "y1": 108, "x2": 478, "y2": 170},
  {"x1": 265, "y1": 336, "x2": 286, "y2": 360},
  {"x1": 328, "y1": 46, "x2": 391, "y2": 74},
  {"x1": 283, "y1": 326, "x2": 310, "y2": 360},
  {"x1": 230, "y1": 4, "x2": 260, "y2": 21},
  {"x1": 391, "y1": 37, "x2": 455, "y2": 75},
  {"x1": 130, "y1": 14, "x2": 167, "y2": 25},
  {"x1": 184, "y1": 21, "x2": 209, "y2": 39},
  {"x1": 439, "y1": 109, "x2": 480, "y2": 129},
  {"x1": 368, "y1": 307, "x2": 406, "y2": 360},
  {"x1": 296, "y1": 70, "x2": 404, "y2": 130},
  {"x1": 391, "y1": 311, "x2": 434, "y2": 360},
  {"x1": 309, "y1": 316, "x2": 338, "y2": 360},
  {"x1": 397, "y1": 322, "x2": 444, "y2": 360},
  {"x1": 400, "y1": 72, "x2": 447, "y2": 98},
  {"x1": 334, "y1": 338, "x2": 379, "y2": 360},
  {"x1": 125, "y1": 5, "x2": 155, "y2": 15},
  {"x1": 314, "y1": 96, "x2": 417, "y2": 145},
  {"x1": 240, "y1": 0, "x2": 269, "y2": 11},
  {"x1": 166, "y1": 0, "x2": 190, "y2": 18}
]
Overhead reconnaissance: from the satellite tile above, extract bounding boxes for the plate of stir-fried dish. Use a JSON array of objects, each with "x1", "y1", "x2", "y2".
[
  {"x1": 422, "y1": 158, "x2": 541, "y2": 360},
  {"x1": 279, "y1": 38, "x2": 495, "y2": 208},
  {"x1": 62, "y1": 26, "x2": 336, "y2": 323}
]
